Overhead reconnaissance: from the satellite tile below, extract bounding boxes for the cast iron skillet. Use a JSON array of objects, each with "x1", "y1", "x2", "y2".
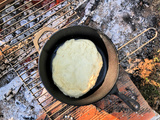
[{"x1": 39, "y1": 26, "x2": 140, "y2": 111}]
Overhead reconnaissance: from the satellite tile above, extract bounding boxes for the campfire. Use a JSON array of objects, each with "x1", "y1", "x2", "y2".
[{"x1": 0, "y1": 0, "x2": 159, "y2": 119}]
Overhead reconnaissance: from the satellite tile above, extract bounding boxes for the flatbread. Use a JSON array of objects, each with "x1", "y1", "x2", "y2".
[{"x1": 52, "y1": 39, "x2": 103, "y2": 98}]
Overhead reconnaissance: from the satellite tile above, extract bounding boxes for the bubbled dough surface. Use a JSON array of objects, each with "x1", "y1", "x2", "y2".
[{"x1": 52, "y1": 39, "x2": 103, "y2": 98}]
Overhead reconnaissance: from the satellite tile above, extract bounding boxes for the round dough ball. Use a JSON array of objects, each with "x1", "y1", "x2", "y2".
[{"x1": 52, "y1": 39, "x2": 103, "y2": 98}]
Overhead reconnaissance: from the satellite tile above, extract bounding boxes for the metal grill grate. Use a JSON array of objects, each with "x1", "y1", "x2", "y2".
[
  {"x1": 0, "y1": 0, "x2": 158, "y2": 119},
  {"x1": 0, "y1": 0, "x2": 80, "y2": 119}
]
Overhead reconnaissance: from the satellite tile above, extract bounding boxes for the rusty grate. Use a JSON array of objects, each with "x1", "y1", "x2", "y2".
[{"x1": 0, "y1": 0, "x2": 158, "y2": 119}]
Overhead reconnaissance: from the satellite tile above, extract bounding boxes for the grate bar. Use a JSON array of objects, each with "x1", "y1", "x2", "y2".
[
  {"x1": 12, "y1": 50, "x2": 37, "y2": 68},
  {"x1": 0, "y1": 0, "x2": 65, "y2": 40},
  {"x1": 49, "y1": 104, "x2": 68, "y2": 117},
  {"x1": 26, "y1": 77, "x2": 39, "y2": 86},
  {"x1": 42, "y1": 99, "x2": 57, "y2": 109},
  {"x1": 37, "y1": 10, "x2": 77, "y2": 43},
  {"x1": 8, "y1": 46, "x2": 35, "y2": 62},
  {"x1": 119, "y1": 27, "x2": 158, "y2": 62},
  {"x1": 36, "y1": 91, "x2": 48, "y2": 100},
  {"x1": 28, "y1": 81, "x2": 42, "y2": 91},
  {"x1": 0, "y1": 0, "x2": 31, "y2": 20},
  {"x1": 22, "y1": 70, "x2": 38, "y2": 81},
  {"x1": 5, "y1": 38, "x2": 33, "y2": 58},
  {"x1": 37, "y1": 11, "x2": 79, "y2": 46},
  {"x1": 0, "y1": 0, "x2": 43, "y2": 26},
  {"x1": 64, "y1": 15, "x2": 80, "y2": 28},
  {"x1": 1, "y1": 2, "x2": 71, "y2": 51},
  {"x1": 19, "y1": 64, "x2": 38, "y2": 76},
  {"x1": 39, "y1": 36, "x2": 50, "y2": 43},
  {"x1": 55, "y1": 106, "x2": 75, "y2": 120},
  {"x1": 33, "y1": 87, "x2": 44, "y2": 95},
  {"x1": 38, "y1": 95, "x2": 53, "y2": 105},
  {"x1": 0, "y1": 0, "x2": 21, "y2": 13},
  {"x1": 16, "y1": 57, "x2": 38, "y2": 72},
  {"x1": 52, "y1": 12, "x2": 77, "y2": 28},
  {"x1": 34, "y1": 6, "x2": 75, "y2": 43},
  {"x1": 0, "y1": 44, "x2": 46, "y2": 114},
  {"x1": 0, "y1": 1, "x2": 69, "y2": 44},
  {"x1": 17, "y1": 73, "x2": 48, "y2": 113},
  {"x1": 45, "y1": 101, "x2": 63, "y2": 113}
]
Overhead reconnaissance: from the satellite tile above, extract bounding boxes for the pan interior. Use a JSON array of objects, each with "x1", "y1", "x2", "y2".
[
  {"x1": 39, "y1": 26, "x2": 109, "y2": 105},
  {"x1": 50, "y1": 40, "x2": 107, "y2": 98}
]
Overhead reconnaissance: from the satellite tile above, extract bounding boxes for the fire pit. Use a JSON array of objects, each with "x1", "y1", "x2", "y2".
[
  {"x1": 0, "y1": 0, "x2": 80, "y2": 119},
  {"x1": 0, "y1": 0, "x2": 159, "y2": 119}
]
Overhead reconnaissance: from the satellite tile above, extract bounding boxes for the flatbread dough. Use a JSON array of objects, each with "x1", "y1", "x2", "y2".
[{"x1": 52, "y1": 39, "x2": 103, "y2": 98}]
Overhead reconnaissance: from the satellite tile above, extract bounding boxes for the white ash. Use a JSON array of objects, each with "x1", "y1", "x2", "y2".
[
  {"x1": 10, "y1": 27, "x2": 15, "y2": 32},
  {"x1": 46, "y1": 7, "x2": 75, "y2": 29},
  {"x1": 24, "y1": 31, "x2": 30, "y2": 37},
  {"x1": 24, "y1": 60, "x2": 37, "y2": 70},
  {"x1": 47, "y1": 16, "x2": 65, "y2": 29},
  {"x1": 4, "y1": 34, "x2": 13, "y2": 43},
  {"x1": 15, "y1": 23, "x2": 21, "y2": 29},
  {"x1": 0, "y1": 76, "x2": 23, "y2": 101},
  {"x1": 29, "y1": 71, "x2": 38, "y2": 80},
  {"x1": 0, "y1": 70, "x2": 42, "y2": 119},
  {"x1": 15, "y1": 30, "x2": 21, "y2": 34},
  {"x1": 0, "y1": 88, "x2": 42, "y2": 120},
  {"x1": 24, "y1": 89, "x2": 35, "y2": 103},
  {"x1": 14, "y1": 1, "x2": 20, "y2": 6},
  {"x1": 77, "y1": 0, "x2": 158, "y2": 69},
  {"x1": 15, "y1": 100, "x2": 27, "y2": 112},
  {"x1": 23, "y1": 11, "x2": 28, "y2": 16},
  {"x1": 16, "y1": 51, "x2": 27, "y2": 62},
  {"x1": 20, "y1": 20, "x2": 29, "y2": 28},
  {"x1": 77, "y1": 0, "x2": 95, "y2": 24},
  {"x1": 1, "y1": 14, "x2": 16, "y2": 25},
  {"x1": 10, "y1": 39, "x2": 18, "y2": 45},
  {"x1": 90, "y1": 0, "x2": 134, "y2": 48},
  {"x1": 34, "y1": 23, "x2": 41, "y2": 30},
  {"x1": 28, "y1": 15, "x2": 35, "y2": 21},
  {"x1": 21, "y1": 72, "x2": 29, "y2": 81},
  {"x1": 0, "y1": 41, "x2": 5, "y2": 46},
  {"x1": 17, "y1": 34, "x2": 25, "y2": 41},
  {"x1": 35, "y1": 12, "x2": 43, "y2": 22},
  {"x1": 70, "y1": 0, "x2": 86, "y2": 10},
  {"x1": 38, "y1": 88, "x2": 52, "y2": 105},
  {"x1": 0, "y1": 1, "x2": 64, "y2": 119},
  {"x1": 5, "y1": 4, "x2": 16, "y2": 14},
  {"x1": 24, "y1": 1, "x2": 33, "y2": 9},
  {"x1": 7, "y1": 19, "x2": 16, "y2": 25},
  {"x1": 61, "y1": 1, "x2": 68, "y2": 7},
  {"x1": 42, "y1": 11, "x2": 52, "y2": 20},
  {"x1": 29, "y1": 28, "x2": 35, "y2": 33},
  {"x1": 2, "y1": 15, "x2": 12, "y2": 23},
  {"x1": 54, "y1": 4, "x2": 62, "y2": 11},
  {"x1": 6, "y1": 73, "x2": 15, "y2": 80},
  {"x1": 85, "y1": 0, "x2": 94, "y2": 15},
  {"x1": 27, "y1": 9, "x2": 34, "y2": 15}
]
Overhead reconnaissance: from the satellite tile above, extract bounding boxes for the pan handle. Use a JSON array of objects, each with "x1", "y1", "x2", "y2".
[
  {"x1": 33, "y1": 27, "x2": 56, "y2": 53},
  {"x1": 118, "y1": 27, "x2": 158, "y2": 62},
  {"x1": 111, "y1": 85, "x2": 140, "y2": 112}
]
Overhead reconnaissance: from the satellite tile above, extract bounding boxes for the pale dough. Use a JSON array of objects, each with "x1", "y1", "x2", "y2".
[{"x1": 52, "y1": 39, "x2": 103, "y2": 98}]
